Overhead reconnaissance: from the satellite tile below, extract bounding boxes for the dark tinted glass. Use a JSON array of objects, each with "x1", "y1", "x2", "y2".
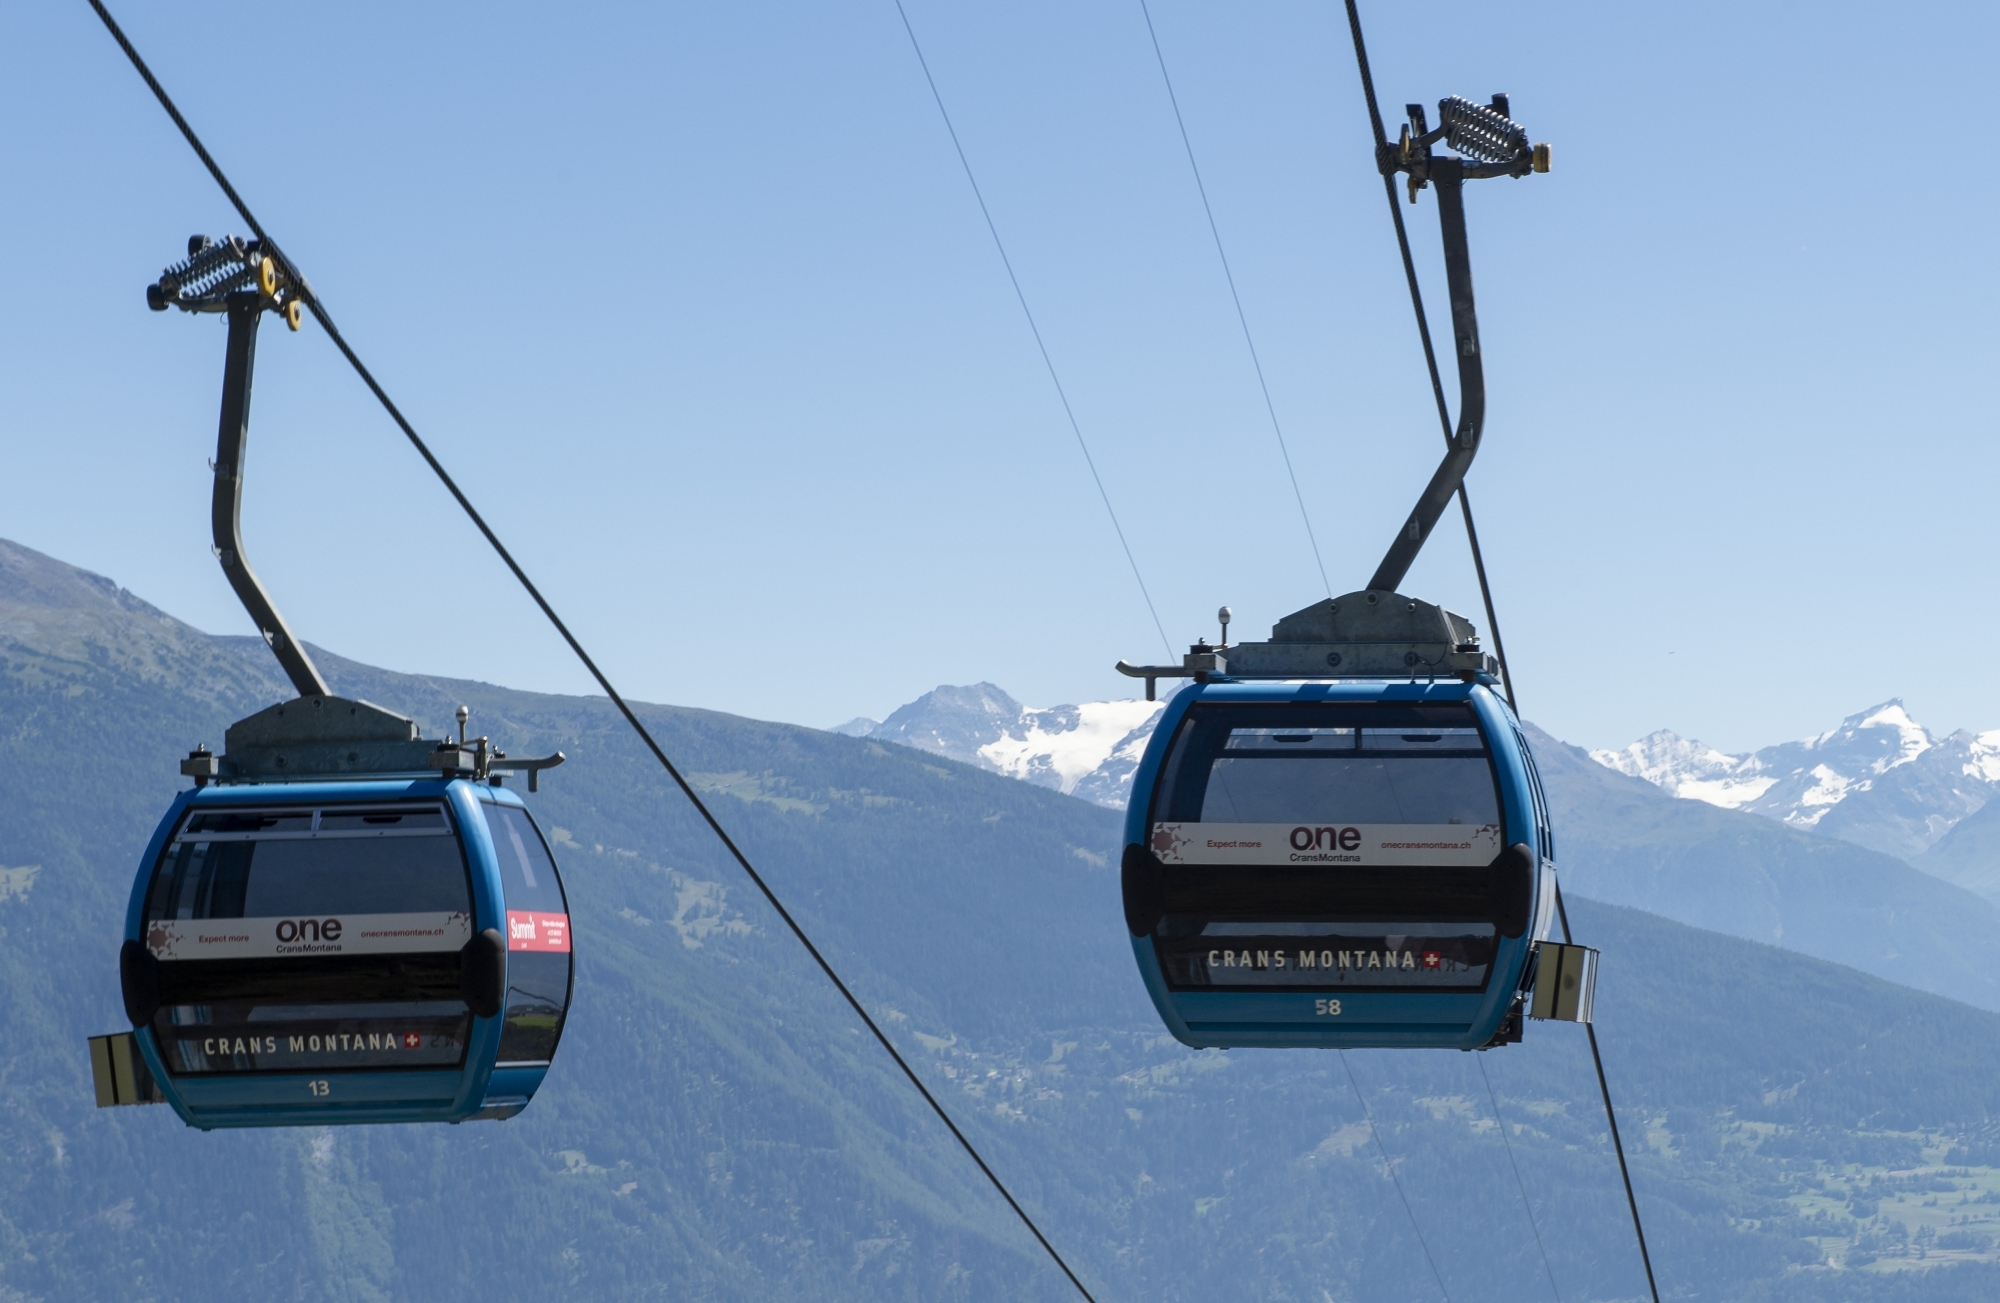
[
  {"x1": 484, "y1": 803, "x2": 572, "y2": 1064},
  {"x1": 497, "y1": 952, "x2": 571, "y2": 1063},
  {"x1": 146, "y1": 804, "x2": 470, "y2": 922},
  {"x1": 1153, "y1": 923, "x2": 1496, "y2": 991},
  {"x1": 318, "y1": 807, "x2": 450, "y2": 833},
  {"x1": 142, "y1": 804, "x2": 474, "y2": 1077},
  {"x1": 1145, "y1": 704, "x2": 1505, "y2": 995},
  {"x1": 1157, "y1": 704, "x2": 1499, "y2": 827},
  {"x1": 152, "y1": 1002, "x2": 471, "y2": 1075},
  {"x1": 483, "y1": 804, "x2": 568, "y2": 915}
]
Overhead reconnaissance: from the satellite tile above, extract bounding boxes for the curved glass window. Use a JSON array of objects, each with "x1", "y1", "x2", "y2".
[
  {"x1": 141, "y1": 803, "x2": 473, "y2": 1076},
  {"x1": 1156, "y1": 704, "x2": 1499, "y2": 827},
  {"x1": 1146, "y1": 703, "x2": 1503, "y2": 994},
  {"x1": 483, "y1": 803, "x2": 573, "y2": 1064},
  {"x1": 149, "y1": 806, "x2": 469, "y2": 922}
]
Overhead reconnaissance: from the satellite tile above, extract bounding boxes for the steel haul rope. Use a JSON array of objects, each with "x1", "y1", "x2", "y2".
[
  {"x1": 1133, "y1": 4, "x2": 1468, "y2": 1277},
  {"x1": 1340, "y1": 6, "x2": 1662, "y2": 1300},
  {"x1": 1137, "y1": 0, "x2": 1332, "y2": 601},
  {"x1": 894, "y1": 0, "x2": 1173, "y2": 663},
  {"x1": 1478, "y1": 1055, "x2": 1564, "y2": 1302},
  {"x1": 1341, "y1": 1050, "x2": 1452, "y2": 1303},
  {"x1": 83, "y1": 3, "x2": 1099, "y2": 1297},
  {"x1": 1339, "y1": 0, "x2": 1518, "y2": 713}
]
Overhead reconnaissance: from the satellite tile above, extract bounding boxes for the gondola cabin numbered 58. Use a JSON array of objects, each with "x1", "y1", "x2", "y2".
[
  {"x1": 1117, "y1": 595, "x2": 1562, "y2": 1050},
  {"x1": 1111, "y1": 104, "x2": 1595, "y2": 1051}
]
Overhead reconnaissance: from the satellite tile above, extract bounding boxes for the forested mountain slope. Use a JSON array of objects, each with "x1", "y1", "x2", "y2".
[{"x1": 6, "y1": 537, "x2": 2000, "y2": 1302}]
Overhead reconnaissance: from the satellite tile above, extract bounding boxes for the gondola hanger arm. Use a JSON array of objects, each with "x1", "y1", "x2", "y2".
[
  {"x1": 149, "y1": 236, "x2": 326, "y2": 698},
  {"x1": 1365, "y1": 97, "x2": 1548, "y2": 596}
]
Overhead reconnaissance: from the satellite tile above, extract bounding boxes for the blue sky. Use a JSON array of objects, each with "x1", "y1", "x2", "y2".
[{"x1": 2, "y1": 0, "x2": 1994, "y2": 753}]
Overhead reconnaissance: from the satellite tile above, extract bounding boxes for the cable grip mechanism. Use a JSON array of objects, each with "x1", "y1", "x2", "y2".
[
  {"x1": 146, "y1": 233, "x2": 306, "y2": 330},
  {"x1": 1387, "y1": 95, "x2": 1550, "y2": 203}
]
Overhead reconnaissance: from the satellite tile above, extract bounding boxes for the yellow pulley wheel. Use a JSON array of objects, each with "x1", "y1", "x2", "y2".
[
  {"x1": 284, "y1": 299, "x2": 303, "y2": 331},
  {"x1": 258, "y1": 256, "x2": 278, "y2": 297}
]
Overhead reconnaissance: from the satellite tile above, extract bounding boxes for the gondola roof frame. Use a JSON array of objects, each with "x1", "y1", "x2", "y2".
[
  {"x1": 181, "y1": 695, "x2": 564, "y2": 790},
  {"x1": 1117, "y1": 590, "x2": 1500, "y2": 699}
]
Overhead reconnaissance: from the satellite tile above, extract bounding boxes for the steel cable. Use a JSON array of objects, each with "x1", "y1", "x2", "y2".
[
  {"x1": 894, "y1": 0, "x2": 1172, "y2": 662},
  {"x1": 1339, "y1": 7, "x2": 1662, "y2": 1300},
  {"x1": 83, "y1": 3, "x2": 1099, "y2": 1297},
  {"x1": 1338, "y1": 0, "x2": 1517, "y2": 712},
  {"x1": 1340, "y1": 1050, "x2": 1452, "y2": 1303},
  {"x1": 1137, "y1": 0, "x2": 1332, "y2": 600},
  {"x1": 1557, "y1": 886, "x2": 1662, "y2": 1303},
  {"x1": 1477, "y1": 1055, "x2": 1563, "y2": 1302}
]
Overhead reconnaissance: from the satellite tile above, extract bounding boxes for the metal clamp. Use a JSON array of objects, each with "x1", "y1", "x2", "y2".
[{"x1": 179, "y1": 744, "x2": 220, "y2": 787}]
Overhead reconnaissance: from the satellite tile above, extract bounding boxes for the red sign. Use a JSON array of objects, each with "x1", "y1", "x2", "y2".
[
  {"x1": 403, "y1": 1032, "x2": 422, "y2": 1049},
  {"x1": 1422, "y1": 951, "x2": 1442, "y2": 969},
  {"x1": 506, "y1": 911, "x2": 571, "y2": 953}
]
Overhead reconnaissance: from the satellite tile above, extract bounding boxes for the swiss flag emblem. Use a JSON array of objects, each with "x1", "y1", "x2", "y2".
[
  {"x1": 403, "y1": 1032, "x2": 422, "y2": 1049},
  {"x1": 1422, "y1": 951, "x2": 1441, "y2": 969}
]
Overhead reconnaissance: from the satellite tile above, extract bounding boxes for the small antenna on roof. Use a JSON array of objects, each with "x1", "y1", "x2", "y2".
[
  {"x1": 456, "y1": 705, "x2": 469, "y2": 747},
  {"x1": 1218, "y1": 606, "x2": 1232, "y2": 649}
]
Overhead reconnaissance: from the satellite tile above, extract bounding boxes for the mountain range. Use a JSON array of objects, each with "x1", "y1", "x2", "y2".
[
  {"x1": 850, "y1": 686, "x2": 2000, "y2": 915},
  {"x1": 13, "y1": 535, "x2": 2000, "y2": 1300},
  {"x1": 1590, "y1": 703, "x2": 2000, "y2": 863}
]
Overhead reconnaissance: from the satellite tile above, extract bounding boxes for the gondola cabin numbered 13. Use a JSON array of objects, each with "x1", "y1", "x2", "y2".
[{"x1": 89, "y1": 236, "x2": 572, "y2": 1128}]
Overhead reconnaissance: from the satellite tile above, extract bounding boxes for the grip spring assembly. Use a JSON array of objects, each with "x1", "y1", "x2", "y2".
[
  {"x1": 1388, "y1": 94, "x2": 1551, "y2": 203},
  {"x1": 146, "y1": 234, "x2": 308, "y2": 330}
]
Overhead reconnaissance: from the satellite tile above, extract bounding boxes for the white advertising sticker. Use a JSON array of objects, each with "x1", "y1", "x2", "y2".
[
  {"x1": 145, "y1": 911, "x2": 473, "y2": 961},
  {"x1": 1150, "y1": 822, "x2": 1501, "y2": 867}
]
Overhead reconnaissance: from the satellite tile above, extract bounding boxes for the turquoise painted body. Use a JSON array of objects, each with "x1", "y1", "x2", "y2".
[
  {"x1": 124, "y1": 778, "x2": 568, "y2": 1128},
  {"x1": 1121, "y1": 678, "x2": 1556, "y2": 1050}
]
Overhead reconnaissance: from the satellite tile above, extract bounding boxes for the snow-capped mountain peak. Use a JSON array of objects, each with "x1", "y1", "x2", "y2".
[
  {"x1": 1967, "y1": 730, "x2": 2000, "y2": 784},
  {"x1": 974, "y1": 699, "x2": 1163, "y2": 796},
  {"x1": 1591, "y1": 700, "x2": 1998, "y2": 861},
  {"x1": 1800, "y1": 701, "x2": 1932, "y2": 775},
  {"x1": 840, "y1": 685, "x2": 2000, "y2": 867},
  {"x1": 836, "y1": 684, "x2": 1162, "y2": 808},
  {"x1": 1590, "y1": 730, "x2": 1776, "y2": 808}
]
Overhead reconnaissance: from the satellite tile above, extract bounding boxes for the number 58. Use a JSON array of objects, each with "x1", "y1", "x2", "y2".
[{"x1": 1313, "y1": 999, "x2": 1342, "y2": 1016}]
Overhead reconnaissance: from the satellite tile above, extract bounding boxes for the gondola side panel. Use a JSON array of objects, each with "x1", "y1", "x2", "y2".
[{"x1": 446, "y1": 779, "x2": 509, "y2": 1119}]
